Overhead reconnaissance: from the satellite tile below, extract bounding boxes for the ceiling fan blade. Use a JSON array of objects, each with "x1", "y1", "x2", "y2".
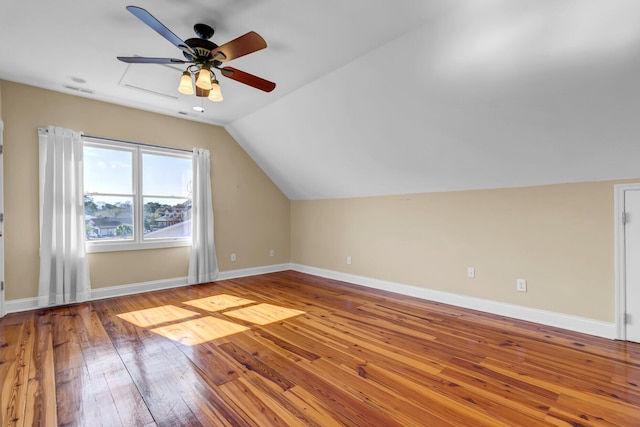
[
  {"x1": 220, "y1": 67, "x2": 276, "y2": 92},
  {"x1": 211, "y1": 32, "x2": 267, "y2": 62},
  {"x1": 126, "y1": 6, "x2": 196, "y2": 58},
  {"x1": 118, "y1": 57, "x2": 188, "y2": 64}
]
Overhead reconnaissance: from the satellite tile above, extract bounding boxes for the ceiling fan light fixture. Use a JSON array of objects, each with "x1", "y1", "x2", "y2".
[
  {"x1": 195, "y1": 68, "x2": 212, "y2": 90},
  {"x1": 117, "y1": 6, "x2": 276, "y2": 103},
  {"x1": 208, "y1": 77, "x2": 223, "y2": 102},
  {"x1": 178, "y1": 71, "x2": 194, "y2": 95}
]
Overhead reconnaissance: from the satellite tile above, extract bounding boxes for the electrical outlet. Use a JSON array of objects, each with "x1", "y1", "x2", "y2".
[
  {"x1": 346, "y1": 256, "x2": 352, "y2": 265},
  {"x1": 231, "y1": 253, "x2": 237, "y2": 262},
  {"x1": 467, "y1": 267, "x2": 475, "y2": 278},
  {"x1": 269, "y1": 249, "x2": 275, "y2": 257},
  {"x1": 517, "y1": 279, "x2": 527, "y2": 292}
]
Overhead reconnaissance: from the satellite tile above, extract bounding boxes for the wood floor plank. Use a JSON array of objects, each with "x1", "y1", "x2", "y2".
[
  {"x1": 354, "y1": 361, "x2": 502, "y2": 427},
  {"x1": 242, "y1": 373, "x2": 332, "y2": 427},
  {"x1": 283, "y1": 385, "x2": 350, "y2": 427},
  {"x1": 76, "y1": 307, "x2": 155, "y2": 427},
  {"x1": 23, "y1": 311, "x2": 56, "y2": 427},
  {"x1": 217, "y1": 376, "x2": 290, "y2": 426},
  {"x1": 0, "y1": 312, "x2": 36, "y2": 427},
  {"x1": 55, "y1": 366, "x2": 98, "y2": 426},
  {"x1": 175, "y1": 341, "x2": 241, "y2": 386},
  {"x1": 550, "y1": 393, "x2": 640, "y2": 426},
  {"x1": 1, "y1": 270, "x2": 639, "y2": 425}
]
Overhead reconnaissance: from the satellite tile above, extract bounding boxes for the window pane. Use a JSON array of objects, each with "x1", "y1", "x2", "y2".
[
  {"x1": 84, "y1": 146, "x2": 133, "y2": 194},
  {"x1": 85, "y1": 196, "x2": 134, "y2": 241},
  {"x1": 142, "y1": 153, "x2": 192, "y2": 197},
  {"x1": 143, "y1": 198, "x2": 191, "y2": 239}
]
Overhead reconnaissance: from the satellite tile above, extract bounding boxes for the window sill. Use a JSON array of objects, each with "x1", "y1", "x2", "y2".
[{"x1": 86, "y1": 239, "x2": 191, "y2": 253}]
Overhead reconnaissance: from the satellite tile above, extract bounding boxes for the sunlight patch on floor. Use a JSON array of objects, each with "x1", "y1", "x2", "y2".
[
  {"x1": 117, "y1": 305, "x2": 200, "y2": 328},
  {"x1": 183, "y1": 294, "x2": 256, "y2": 312},
  {"x1": 224, "y1": 303, "x2": 306, "y2": 326},
  {"x1": 118, "y1": 295, "x2": 306, "y2": 345},
  {"x1": 151, "y1": 316, "x2": 249, "y2": 346}
]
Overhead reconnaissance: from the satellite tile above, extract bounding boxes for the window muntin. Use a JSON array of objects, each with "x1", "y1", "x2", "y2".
[{"x1": 83, "y1": 139, "x2": 192, "y2": 252}]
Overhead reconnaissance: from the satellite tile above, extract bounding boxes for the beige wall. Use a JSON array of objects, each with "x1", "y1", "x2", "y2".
[
  {"x1": 291, "y1": 181, "x2": 631, "y2": 322},
  {"x1": 1, "y1": 80, "x2": 290, "y2": 300}
]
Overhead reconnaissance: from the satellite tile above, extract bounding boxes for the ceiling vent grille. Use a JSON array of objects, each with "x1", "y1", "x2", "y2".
[{"x1": 63, "y1": 84, "x2": 95, "y2": 94}]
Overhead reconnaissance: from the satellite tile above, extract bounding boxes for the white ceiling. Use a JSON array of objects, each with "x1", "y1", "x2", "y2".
[{"x1": 2, "y1": 0, "x2": 640, "y2": 200}]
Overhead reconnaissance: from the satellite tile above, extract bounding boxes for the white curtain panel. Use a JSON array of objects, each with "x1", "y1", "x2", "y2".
[
  {"x1": 38, "y1": 126, "x2": 91, "y2": 306},
  {"x1": 188, "y1": 148, "x2": 219, "y2": 284}
]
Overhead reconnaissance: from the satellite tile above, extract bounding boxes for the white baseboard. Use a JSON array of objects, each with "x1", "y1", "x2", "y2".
[
  {"x1": 291, "y1": 264, "x2": 617, "y2": 339},
  {"x1": 91, "y1": 263, "x2": 291, "y2": 301},
  {"x1": 3, "y1": 263, "x2": 292, "y2": 315},
  {"x1": 217, "y1": 263, "x2": 291, "y2": 280},
  {"x1": 4, "y1": 277, "x2": 191, "y2": 314},
  {"x1": 90, "y1": 277, "x2": 188, "y2": 301},
  {"x1": 4, "y1": 297, "x2": 40, "y2": 314}
]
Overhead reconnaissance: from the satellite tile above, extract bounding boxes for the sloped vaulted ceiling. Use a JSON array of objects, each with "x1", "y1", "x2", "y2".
[{"x1": 227, "y1": 0, "x2": 640, "y2": 200}]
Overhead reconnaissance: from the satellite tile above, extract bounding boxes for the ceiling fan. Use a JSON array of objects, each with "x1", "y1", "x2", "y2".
[{"x1": 117, "y1": 6, "x2": 276, "y2": 103}]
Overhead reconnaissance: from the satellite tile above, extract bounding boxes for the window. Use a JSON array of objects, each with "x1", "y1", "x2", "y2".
[{"x1": 83, "y1": 138, "x2": 192, "y2": 252}]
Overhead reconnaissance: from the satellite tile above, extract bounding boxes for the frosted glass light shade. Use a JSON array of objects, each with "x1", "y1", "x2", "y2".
[
  {"x1": 178, "y1": 72, "x2": 194, "y2": 95},
  {"x1": 208, "y1": 79, "x2": 223, "y2": 102},
  {"x1": 195, "y1": 68, "x2": 212, "y2": 90}
]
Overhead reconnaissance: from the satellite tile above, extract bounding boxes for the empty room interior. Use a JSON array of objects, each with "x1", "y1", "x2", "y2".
[{"x1": 0, "y1": 1, "x2": 639, "y2": 426}]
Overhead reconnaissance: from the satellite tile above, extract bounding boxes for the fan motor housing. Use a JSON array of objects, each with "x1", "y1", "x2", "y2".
[{"x1": 184, "y1": 38, "x2": 219, "y2": 61}]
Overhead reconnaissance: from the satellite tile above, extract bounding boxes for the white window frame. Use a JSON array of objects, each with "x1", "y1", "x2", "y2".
[{"x1": 84, "y1": 137, "x2": 192, "y2": 253}]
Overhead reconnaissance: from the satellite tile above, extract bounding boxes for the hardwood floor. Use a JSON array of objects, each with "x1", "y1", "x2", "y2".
[{"x1": 1, "y1": 270, "x2": 639, "y2": 426}]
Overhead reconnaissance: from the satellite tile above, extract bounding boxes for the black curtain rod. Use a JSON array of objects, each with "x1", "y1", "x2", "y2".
[{"x1": 39, "y1": 127, "x2": 193, "y2": 154}]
